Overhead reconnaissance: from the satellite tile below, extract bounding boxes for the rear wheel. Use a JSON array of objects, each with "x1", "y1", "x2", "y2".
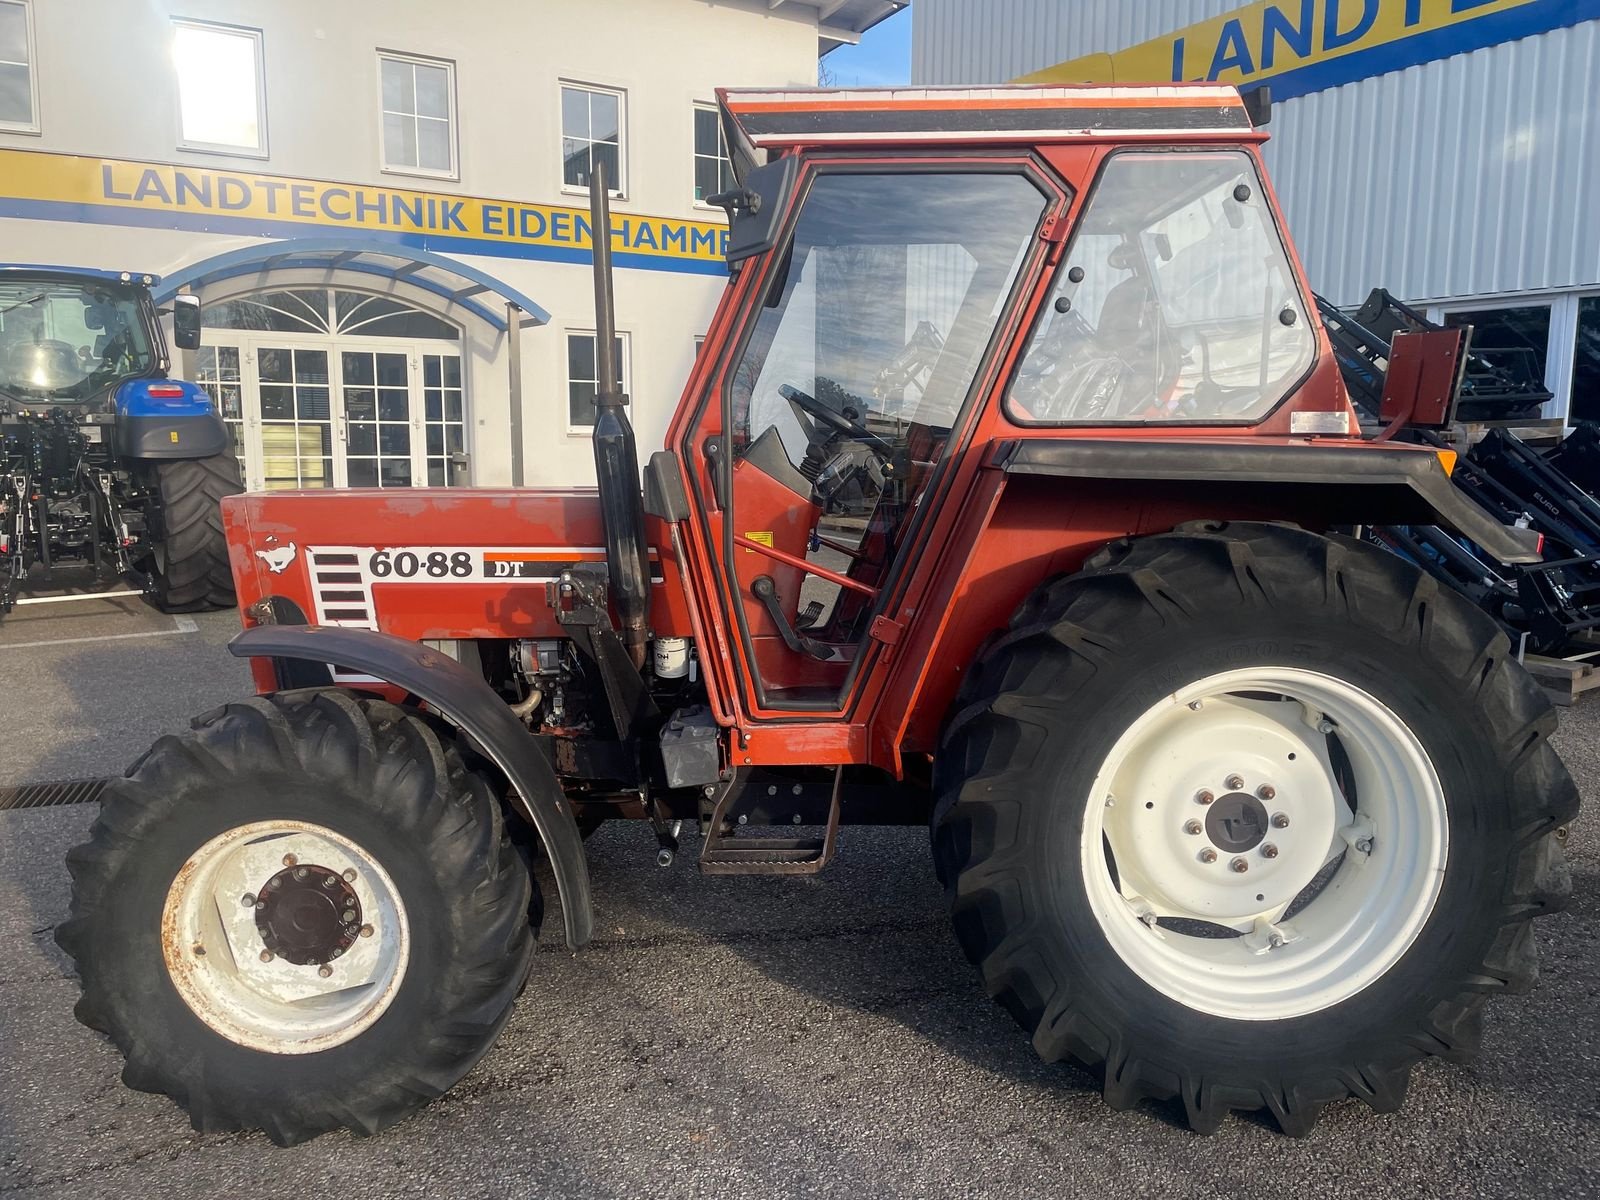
[
  {"x1": 933, "y1": 522, "x2": 1576, "y2": 1134},
  {"x1": 147, "y1": 454, "x2": 241, "y2": 612},
  {"x1": 57, "y1": 689, "x2": 535, "y2": 1145}
]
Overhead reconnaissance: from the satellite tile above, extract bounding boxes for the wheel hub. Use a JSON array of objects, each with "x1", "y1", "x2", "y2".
[
  {"x1": 1205, "y1": 792, "x2": 1269, "y2": 853},
  {"x1": 255, "y1": 864, "x2": 362, "y2": 966},
  {"x1": 161, "y1": 821, "x2": 409, "y2": 1053},
  {"x1": 1082, "y1": 668, "x2": 1449, "y2": 1020}
]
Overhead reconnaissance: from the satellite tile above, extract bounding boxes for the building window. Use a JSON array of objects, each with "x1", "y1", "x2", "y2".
[
  {"x1": 424, "y1": 353, "x2": 466, "y2": 485},
  {"x1": 1443, "y1": 304, "x2": 1551, "y2": 393},
  {"x1": 561, "y1": 82, "x2": 624, "y2": 195},
  {"x1": 379, "y1": 52, "x2": 456, "y2": 178},
  {"x1": 566, "y1": 330, "x2": 629, "y2": 430},
  {"x1": 0, "y1": 0, "x2": 36, "y2": 132},
  {"x1": 1569, "y1": 296, "x2": 1600, "y2": 425},
  {"x1": 693, "y1": 104, "x2": 734, "y2": 205},
  {"x1": 194, "y1": 345, "x2": 245, "y2": 477},
  {"x1": 172, "y1": 19, "x2": 267, "y2": 155}
]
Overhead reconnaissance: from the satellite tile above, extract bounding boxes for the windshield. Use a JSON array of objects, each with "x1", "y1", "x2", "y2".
[{"x1": 0, "y1": 280, "x2": 156, "y2": 401}]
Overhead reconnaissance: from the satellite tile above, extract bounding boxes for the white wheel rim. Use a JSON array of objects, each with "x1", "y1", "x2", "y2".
[
  {"x1": 1079, "y1": 667, "x2": 1447, "y2": 1021},
  {"x1": 161, "y1": 820, "x2": 410, "y2": 1053}
]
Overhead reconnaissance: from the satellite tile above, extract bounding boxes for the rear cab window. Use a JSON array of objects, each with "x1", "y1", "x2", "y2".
[{"x1": 1009, "y1": 150, "x2": 1313, "y2": 425}]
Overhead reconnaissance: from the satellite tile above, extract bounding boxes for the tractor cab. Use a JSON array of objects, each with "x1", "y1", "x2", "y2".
[{"x1": 671, "y1": 87, "x2": 1348, "y2": 719}]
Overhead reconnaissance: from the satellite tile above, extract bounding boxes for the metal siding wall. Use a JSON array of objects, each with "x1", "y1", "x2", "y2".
[
  {"x1": 912, "y1": 0, "x2": 1241, "y2": 85},
  {"x1": 1266, "y1": 21, "x2": 1600, "y2": 305},
  {"x1": 913, "y1": 6, "x2": 1600, "y2": 308}
]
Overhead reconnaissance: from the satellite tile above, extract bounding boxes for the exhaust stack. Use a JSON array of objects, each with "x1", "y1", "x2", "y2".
[{"x1": 586, "y1": 161, "x2": 652, "y2": 670}]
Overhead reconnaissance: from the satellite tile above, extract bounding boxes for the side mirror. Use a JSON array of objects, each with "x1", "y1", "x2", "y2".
[
  {"x1": 171, "y1": 293, "x2": 202, "y2": 351},
  {"x1": 719, "y1": 155, "x2": 801, "y2": 266}
]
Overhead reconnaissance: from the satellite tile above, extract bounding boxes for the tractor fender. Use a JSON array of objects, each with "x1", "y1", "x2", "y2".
[
  {"x1": 992, "y1": 437, "x2": 1544, "y2": 565},
  {"x1": 228, "y1": 623, "x2": 594, "y2": 949},
  {"x1": 113, "y1": 378, "x2": 230, "y2": 460}
]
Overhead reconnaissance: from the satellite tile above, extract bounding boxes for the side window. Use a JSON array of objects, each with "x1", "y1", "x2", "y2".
[
  {"x1": 566, "y1": 329, "x2": 629, "y2": 433},
  {"x1": 0, "y1": 0, "x2": 37, "y2": 133},
  {"x1": 561, "y1": 82, "x2": 625, "y2": 196},
  {"x1": 378, "y1": 52, "x2": 457, "y2": 178},
  {"x1": 1010, "y1": 151, "x2": 1313, "y2": 425},
  {"x1": 172, "y1": 19, "x2": 268, "y2": 156},
  {"x1": 693, "y1": 103, "x2": 735, "y2": 205}
]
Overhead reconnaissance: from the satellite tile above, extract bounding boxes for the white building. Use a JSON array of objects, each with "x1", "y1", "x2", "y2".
[
  {"x1": 912, "y1": 0, "x2": 1600, "y2": 423},
  {"x1": 0, "y1": 0, "x2": 901, "y2": 489}
]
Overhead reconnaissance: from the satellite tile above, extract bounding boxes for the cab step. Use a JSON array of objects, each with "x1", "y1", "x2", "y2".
[{"x1": 699, "y1": 768, "x2": 841, "y2": 876}]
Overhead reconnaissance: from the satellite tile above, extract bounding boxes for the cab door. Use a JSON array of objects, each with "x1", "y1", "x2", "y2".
[{"x1": 676, "y1": 158, "x2": 1059, "y2": 720}]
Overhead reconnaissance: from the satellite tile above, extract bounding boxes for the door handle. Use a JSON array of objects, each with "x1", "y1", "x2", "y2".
[{"x1": 703, "y1": 437, "x2": 727, "y2": 510}]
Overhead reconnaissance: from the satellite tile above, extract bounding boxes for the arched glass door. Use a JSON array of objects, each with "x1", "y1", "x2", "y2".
[{"x1": 195, "y1": 288, "x2": 468, "y2": 491}]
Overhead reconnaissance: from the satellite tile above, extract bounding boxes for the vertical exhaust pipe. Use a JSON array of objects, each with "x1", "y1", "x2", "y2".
[{"x1": 587, "y1": 161, "x2": 652, "y2": 670}]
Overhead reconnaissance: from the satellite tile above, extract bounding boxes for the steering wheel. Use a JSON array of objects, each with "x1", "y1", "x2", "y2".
[{"x1": 778, "y1": 383, "x2": 894, "y2": 455}]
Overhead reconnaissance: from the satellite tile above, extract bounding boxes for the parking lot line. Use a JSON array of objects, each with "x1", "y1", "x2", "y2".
[{"x1": 0, "y1": 614, "x2": 200, "y2": 651}]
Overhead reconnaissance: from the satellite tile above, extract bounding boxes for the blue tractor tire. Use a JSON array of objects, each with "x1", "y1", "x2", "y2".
[{"x1": 148, "y1": 454, "x2": 241, "y2": 612}]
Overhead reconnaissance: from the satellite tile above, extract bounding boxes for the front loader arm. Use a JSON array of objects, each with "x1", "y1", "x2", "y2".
[{"x1": 229, "y1": 624, "x2": 594, "y2": 949}]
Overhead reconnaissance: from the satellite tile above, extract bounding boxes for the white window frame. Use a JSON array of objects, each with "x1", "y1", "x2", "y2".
[
  {"x1": 171, "y1": 18, "x2": 268, "y2": 158},
  {"x1": 565, "y1": 328, "x2": 631, "y2": 435},
  {"x1": 1433, "y1": 293, "x2": 1566, "y2": 422},
  {"x1": 376, "y1": 50, "x2": 459, "y2": 181},
  {"x1": 691, "y1": 102, "x2": 734, "y2": 210},
  {"x1": 559, "y1": 80, "x2": 627, "y2": 199},
  {"x1": 0, "y1": 0, "x2": 39, "y2": 134}
]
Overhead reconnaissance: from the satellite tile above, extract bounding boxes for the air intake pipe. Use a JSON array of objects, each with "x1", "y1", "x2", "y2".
[{"x1": 587, "y1": 161, "x2": 652, "y2": 670}]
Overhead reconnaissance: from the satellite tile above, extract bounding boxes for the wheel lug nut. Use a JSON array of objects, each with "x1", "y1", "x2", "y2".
[
  {"x1": 293, "y1": 866, "x2": 309, "y2": 881},
  {"x1": 322, "y1": 875, "x2": 338, "y2": 889},
  {"x1": 1225, "y1": 775, "x2": 1244, "y2": 790},
  {"x1": 255, "y1": 901, "x2": 267, "y2": 911},
  {"x1": 282, "y1": 853, "x2": 297, "y2": 867},
  {"x1": 360, "y1": 924, "x2": 374, "y2": 938},
  {"x1": 1261, "y1": 843, "x2": 1279, "y2": 859},
  {"x1": 1199, "y1": 848, "x2": 1218, "y2": 863},
  {"x1": 240, "y1": 893, "x2": 255, "y2": 907},
  {"x1": 1317, "y1": 719, "x2": 1335, "y2": 734},
  {"x1": 1195, "y1": 789, "x2": 1214, "y2": 805},
  {"x1": 259, "y1": 949, "x2": 274, "y2": 963},
  {"x1": 1257, "y1": 784, "x2": 1276, "y2": 801},
  {"x1": 1272, "y1": 813, "x2": 1290, "y2": 828},
  {"x1": 1184, "y1": 819, "x2": 1203, "y2": 835},
  {"x1": 342, "y1": 909, "x2": 356, "y2": 923},
  {"x1": 318, "y1": 965, "x2": 333, "y2": 978},
  {"x1": 342, "y1": 868, "x2": 357, "y2": 883},
  {"x1": 1230, "y1": 857, "x2": 1249, "y2": 873}
]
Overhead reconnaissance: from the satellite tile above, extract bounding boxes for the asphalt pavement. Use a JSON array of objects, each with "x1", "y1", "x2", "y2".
[{"x1": 0, "y1": 596, "x2": 1595, "y2": 1199}]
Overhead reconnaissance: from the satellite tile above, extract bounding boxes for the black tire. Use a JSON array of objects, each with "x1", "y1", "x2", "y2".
[
  {"x1": 57, "y1": 689, "x2": 536, "y2": 1146},
  {"x1": 147, "y1": 454, "x2": 241, "y2": 612},
  {"x1": 932, "y1": 521, "x2": 1577, "y2": 1136}
]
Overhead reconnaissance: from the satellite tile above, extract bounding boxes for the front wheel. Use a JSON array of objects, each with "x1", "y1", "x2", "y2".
[
  {"x1": 146, "y1": 454, "x2": 242, "y2": 612},
  {"x1": 933, "y1": 522, "x2": 1576, "y2": 1135},
  {"x1": 57, "y1": 690, "x2": 536, "y2": 1145}
]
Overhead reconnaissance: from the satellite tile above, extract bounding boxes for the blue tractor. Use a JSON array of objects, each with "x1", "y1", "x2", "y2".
[{"x1": 0, "y1": 265, "x2": 242, "y2": 614}]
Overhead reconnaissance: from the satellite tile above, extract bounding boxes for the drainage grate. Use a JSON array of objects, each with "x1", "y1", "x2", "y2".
[{"x1": 0, "y1": 779, "x2": 107, "y2": 810}]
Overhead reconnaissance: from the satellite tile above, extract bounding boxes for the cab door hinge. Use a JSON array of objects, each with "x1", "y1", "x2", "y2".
[
  {"x1": 1039, "y1": 214, "x2": 1070, "y2": 263},
  {"x1": 869, "y1": 614, "x2": 906, "y2": 656}
]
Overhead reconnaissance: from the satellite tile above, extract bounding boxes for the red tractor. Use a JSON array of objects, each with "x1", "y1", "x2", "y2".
[{"x1": 59, "y1": 85, "x2": 1576, "y2": 1143}]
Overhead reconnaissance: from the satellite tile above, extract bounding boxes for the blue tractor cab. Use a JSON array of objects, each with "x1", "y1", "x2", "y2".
[{"x1": 0, "y1": 265, "x2": 240, "y2": 613}]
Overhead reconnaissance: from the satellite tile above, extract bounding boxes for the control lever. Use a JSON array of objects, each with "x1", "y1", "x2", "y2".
[{"x1": 751, "y1": 575, "x2": 831, "y2": 660}]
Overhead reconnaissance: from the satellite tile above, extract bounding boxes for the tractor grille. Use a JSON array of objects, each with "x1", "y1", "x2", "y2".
[{"x1": 0, "y1": 778, "x2": 106, "y2": 810}]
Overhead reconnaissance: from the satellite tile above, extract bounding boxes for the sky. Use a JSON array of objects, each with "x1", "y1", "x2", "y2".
[{"x1": 820, "y1": 6, "x2": 911, "y2": 87}]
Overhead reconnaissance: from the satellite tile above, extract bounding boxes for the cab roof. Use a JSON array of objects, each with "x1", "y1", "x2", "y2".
[
  {"x1": 0, "y1": 264, "x2": 159, "y2": 287},
  {"x1": 716, "y1": 84, "x2": 1255, "y2": 177}
]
